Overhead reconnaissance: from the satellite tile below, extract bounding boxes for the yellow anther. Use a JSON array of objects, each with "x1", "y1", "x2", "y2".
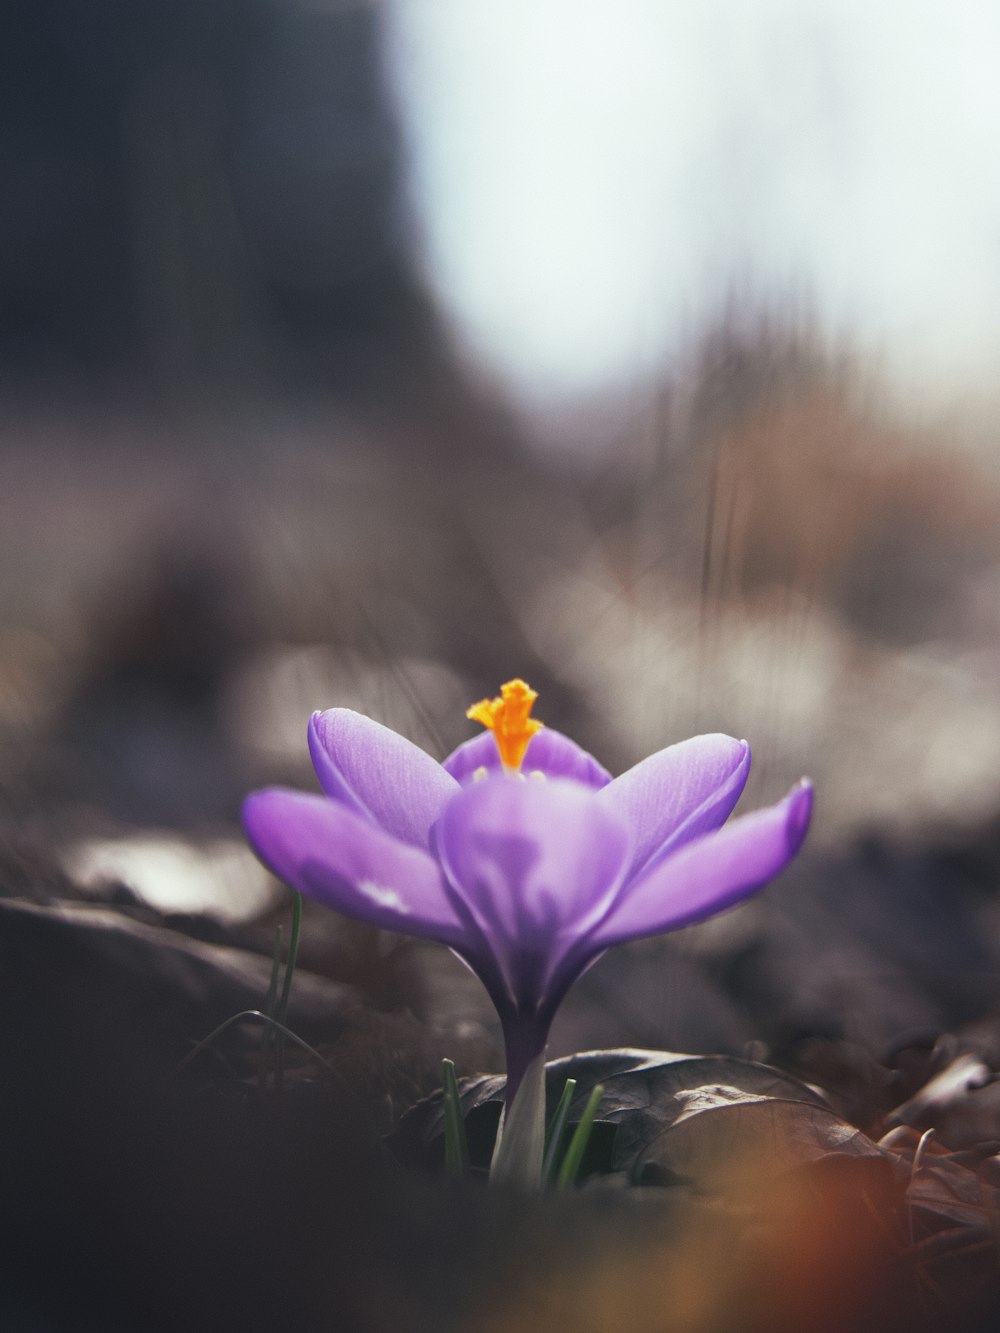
[{"x1": 466, "y1": 678, "x2": 544, "y2": 772}]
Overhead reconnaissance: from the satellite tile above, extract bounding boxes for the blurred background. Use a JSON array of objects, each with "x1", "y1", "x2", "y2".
[{"x1": 3, "y1": 0, "x2": 1000, "y2": 1045}]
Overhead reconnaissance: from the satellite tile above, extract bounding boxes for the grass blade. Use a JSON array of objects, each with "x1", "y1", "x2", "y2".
[
  {"x1": 442, "y1": 1058, "x2": 469, "y2": 1175},
  {"x1": 542, "y1": 1078, "x2": 577, "y2": 1185},
  {"x1": 171, "y1": 1010, "x2": 335, "y2": 1079},
  {"x1": 274, "y1": 893, "x2": 303, "y2": 1094},
  {"x1": 264, "y1": 926, "x2": 283, "y2": 1017},
  {"x1": 556, "y1": 1084, "x2": 604, "y2": 1188},
  {"x1": 259, "y1": 925, "x2": 283, "y2": 1092},
  {"x1": 276, "y1": 893, "x2": 302, "y2": 1026}
]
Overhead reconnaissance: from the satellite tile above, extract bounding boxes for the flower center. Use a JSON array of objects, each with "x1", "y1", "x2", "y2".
[{"x1": 466, "y1": 678, "x2": 543, "y2": 771}]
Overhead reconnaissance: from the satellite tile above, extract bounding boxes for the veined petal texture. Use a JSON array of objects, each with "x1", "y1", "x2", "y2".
[
  {"x1": 309, "y1": 709, "x2": 458, "y2": 848},
  {"x1": 432, "y1": 776, "x2": 630, "y2": 1001},
  {"x1": 599, "y1": 734, "x2": 751, "y2": 880},
  {"x1": 243, "y1": 787, "x2": 464, "y2": 943},
  {"x1": 592, "y1": 780, "x2": 813, "y2": 949}
]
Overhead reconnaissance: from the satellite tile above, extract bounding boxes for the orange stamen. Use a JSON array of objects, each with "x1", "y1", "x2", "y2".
[{"x1": 466, "y1": 678, "x2": 544, "y2": 771}]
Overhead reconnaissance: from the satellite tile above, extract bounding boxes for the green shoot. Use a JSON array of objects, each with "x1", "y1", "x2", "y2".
[
  {"x1": 264, "y1": 925, "x2": 283, "y2": 1016},
  {"x1": 556, "y1": 1083, "x2": 604, "y2": 1188},
  {"x1": 277, "y1": 892, "x2": 302, "y2": 1026},
  {"x1": 273, "y1": 892, "x2": 303, "y2": 1093},
  {"x1": 258, "y1": 924, "x2": 283, "y2": 1092},
  {"x1": 441, "y1": 1058, "x2": 470, "y2": 1175},
  {"x1": 542, "y1": 1078, "x2": 577, "y2": 1185},
  {"x1": 178, "y1": 893, "x2": 311, "y2": 1096},
  {"x1": 172, "y1": 1010, "x2": 334, "y2": 1079}
]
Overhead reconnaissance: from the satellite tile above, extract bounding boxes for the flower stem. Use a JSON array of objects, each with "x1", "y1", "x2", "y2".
[
  {"x1": 501, "y1": 1015, "x2": 548, "y2": 1109},
  {"x1": 490, "y1": 1049, "x2": 547, "y2": 1187}
]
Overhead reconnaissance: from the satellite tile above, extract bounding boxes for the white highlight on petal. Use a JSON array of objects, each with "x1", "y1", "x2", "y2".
[{"x1": 357, "y1": 879, "x2": 409, "y2": 913}]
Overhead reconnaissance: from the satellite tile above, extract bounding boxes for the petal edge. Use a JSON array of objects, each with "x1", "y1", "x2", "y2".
[
  {"x1": 599, "y1": 733, "x2": 751, "y2": 880},
  {"x1": 308, "y1": 709, "x2": 458, "y2": 847},
  {"x1": 592, "y1": 780, "x2": 813, "y2": 948},
  {"x1": 443, "y1": 727, "x2": 612, "y2": 787},
  {"x1": 243, "y1": 787, "x2": 464, "y2": 943}
]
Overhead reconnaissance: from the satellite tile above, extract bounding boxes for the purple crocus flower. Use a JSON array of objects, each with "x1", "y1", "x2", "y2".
[{"x1": 243, "y1": 679, "x2": 813, "y2": 1114}]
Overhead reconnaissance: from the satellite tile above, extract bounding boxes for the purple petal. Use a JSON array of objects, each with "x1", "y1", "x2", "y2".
[
  {"x1": 443, "y1": 728, "x2": 612, "y2": 788},
  {"x1": 308, "y1": 709, "x2": 458, "y2": 848},
  {"x1": 592, "y1": 780, "x2": 813, "y2": 948},
  {"x1": 243, "y1": 787, "x2": 465, "y2": 943},
  {"x1": 432, "y1": 776, "x2": 630, "y2": 1004},
  {"x1": 599, "y1": 734, "x2": 751, "y2": 880}
]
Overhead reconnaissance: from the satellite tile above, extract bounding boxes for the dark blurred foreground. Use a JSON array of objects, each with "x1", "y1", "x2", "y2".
[{"x1": 3, "y1": 793, "x2": 1000, "y2": 1330}]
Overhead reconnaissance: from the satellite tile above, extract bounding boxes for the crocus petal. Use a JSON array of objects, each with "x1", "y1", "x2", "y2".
[
  {"x1": 443, "y1": 728, "x2": 612, "y2": 788},
  {"x1": 432, "y1": 776, "x2": 630, "y2": 1004},
  {"x1": 308, "y1": 709, "x2": 458, "y2": 848},
  {"x1": 243, "y1": 787, "x2": 465, "y2": 943},
  {"x1": 598, "y1": 734, "x2": 751, "y2": 880},
  {"x1": 591, "y1": 780, "x2": 813, "y2": 948}
]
